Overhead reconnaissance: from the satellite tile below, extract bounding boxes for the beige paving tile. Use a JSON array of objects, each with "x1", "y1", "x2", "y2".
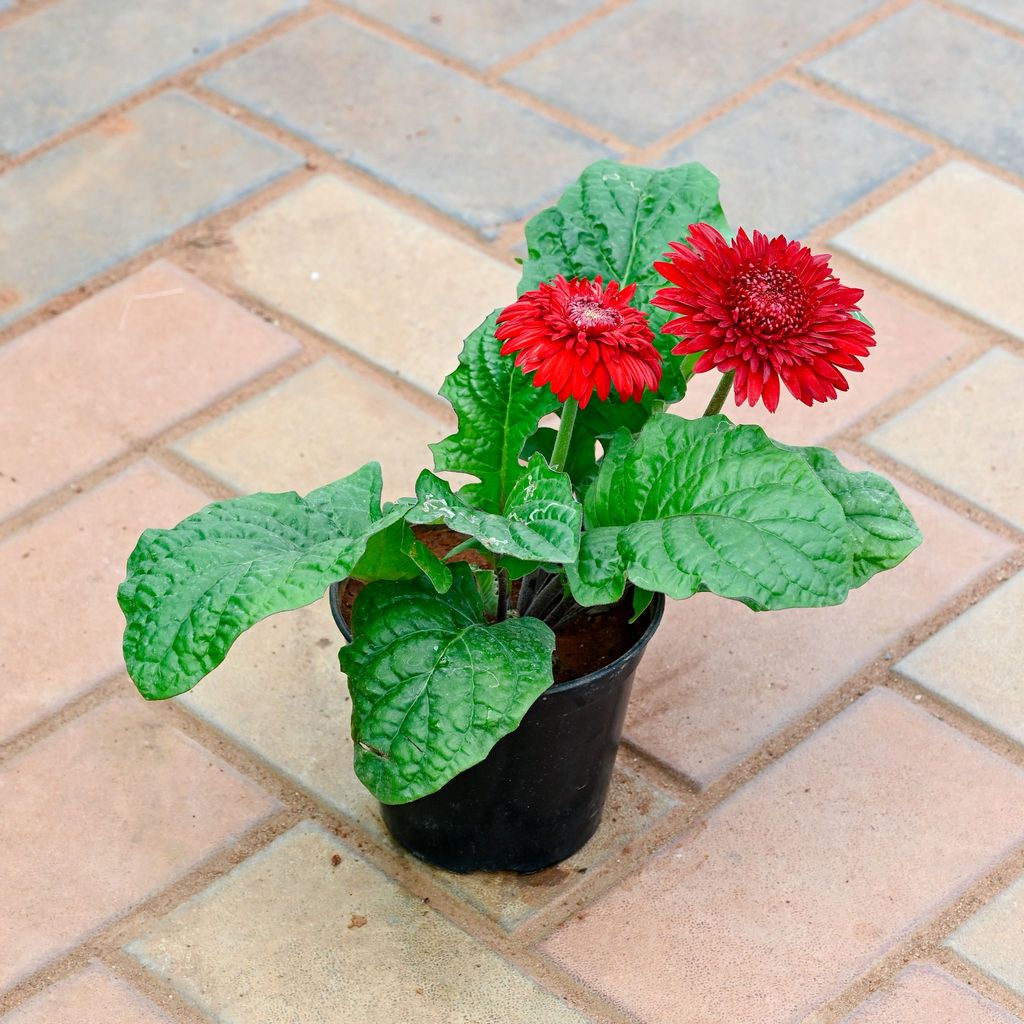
[
  {"x1": 626, "y1": 459, "x2": 1012, "y2": 787},
  {"x1": 679, "y1": 260, "x2": 972, "y2": 445},
  {"x1": 898, "y1": 571, "x2": 1024, "y2": 745},
  {"x1": 174, "y1": 357, "x2": 448, "y2": 502},
  {"x1": 543, "y1": 689, "x2": 1024, "y2": 1024},
  {"x1": 947, "y1": 874, "x2": 1024, "y2": 998},
  {"x1": 842, "y1": 963, "x2": 1022, "y2": 1024},
  {"x1": 0, "y1": 461, "x2": 209, "y2": 744},
  {"x1": 867, "y1": 347, "x2": 1024, "y2": 530},
  {"x1": 0, "y1": 260, "x2": 299, "y2": 521},
  {"x1": 182, "y1": 600, "x2": 676, "y2": 930},
  {"x1": 0, "y1": 963, "x2": 174, "y2": 1024},
  {"x1": 228, "y1": 174, "x2": 518, "y2": 395},
  {"x1": 834, "y1": 163, "x2": 1024, "y2": 340},
  {"x1": 127, "y1": 822, "x2": 590, "y2": 1023},
  {"x1": 0, "y1": 698, "x2": 278, "y2": 993}
]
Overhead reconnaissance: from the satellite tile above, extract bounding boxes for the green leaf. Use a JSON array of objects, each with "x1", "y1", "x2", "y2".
[
  {"x1": 409, "y1": 454, "x2": 582, "y2": 564},
  {"x1": 522, "y1": 425, "x2": 599, "y2": 495},
  {"x1": 340, "y1": 565, "x2": 555, "y2": 804},
  {"x1": 784, "y1": 445, "x2": 921, "y2": 587},
  {"x1": 431, "y1": 311, "x2": 558, "y2": 514},
  {"x1": 567, "y1": 414, "x2": 853, "y2": 610},
  {"x1": 119, "y1": 463, "x2": 408, "y2": 700},
  {"x1": 351, "y1": 519, "x2": 453, "y2": 593}
]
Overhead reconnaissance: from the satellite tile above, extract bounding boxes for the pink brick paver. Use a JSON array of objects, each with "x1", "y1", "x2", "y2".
[{"x1": 543, "y1": 689, "x2": 1024, "y2": 1024}]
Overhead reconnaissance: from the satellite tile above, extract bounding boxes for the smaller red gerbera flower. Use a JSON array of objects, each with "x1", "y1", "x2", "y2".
[
  {"x1": 652, "y1": 224, "x2": 875, "y2": 412},
  {"x1": 496, "y1": 276, "x2": 662, "y2": 408}
]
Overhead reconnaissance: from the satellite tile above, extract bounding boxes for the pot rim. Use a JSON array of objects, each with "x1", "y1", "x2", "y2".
[{"x1": 327, "y1": 580, "x2": 664, "y2": 695}]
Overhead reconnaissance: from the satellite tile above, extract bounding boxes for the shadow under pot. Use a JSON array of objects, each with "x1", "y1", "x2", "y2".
[{"x1": 329, "y1": 538, "x2": 664, "y2": 874}]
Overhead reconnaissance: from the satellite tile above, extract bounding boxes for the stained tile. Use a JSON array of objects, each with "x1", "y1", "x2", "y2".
[
  {"x1": 809, "y1": 4, "x2": 1024, "y2": 175},
  {"x1": 0, "y1": 461, "x2": 209, "y2": 745},
  {"x1": 543, "y1": 689, "x2": 1024, "y2": 1024},
  {"x1": 0, "y1": 698, "x2": 278, "y2": 993},
  {"x1": 842, "y1": 963, "x2": 1023, "y2": 1024},
  {"x1": 174, "y1": 357, "x2": 447, "y2": 501},
  {"x1": 337, "y1": 0, "x2": 605, "y2": 69},
  {"x1": 626, "y1": 462, "x2": 1012, "y2": 787},
  {"x1": 505, "y1": 0, "x2": 882, "y2": 145},
  {"x1": 0, "y1": 963, "x2": 174, "y2": 1024},
  {"x1": 127, "y1": 822, "x2": 589, "y2": 1022},
  {"x1": 663, "y1": 82, "x2": 928, "y2": 237},
  {"x1": 868, "y1": 348, "x2": 1024, "y2": 529},
  {"x1": 835, "y1": 163, "x2": 1024, "y2": 340},
  {"x1": 202, "y1": 15, "x2": 610, "y2": 237},
  {"x1": 0, "y1": 260, "x2": 299, "y2": 521},
  {"x1": 677, "y1": 261, "x2": 972, "y2": 446},
  {"x1": 228, "y1": 175, "x2": 517, "y2": 395},
  {"x1": 947, "y1": 875, "x2": 1024, "y2": 998},
  {"x1": 0, "y1": 0, "x2": 305, "y2": 155},
  {"x1": 898, "y1": 572, "x2": 1024, "y2": 746},
  {"x1": 0, "y1": 91, "x2": 299, "y2": 327}
]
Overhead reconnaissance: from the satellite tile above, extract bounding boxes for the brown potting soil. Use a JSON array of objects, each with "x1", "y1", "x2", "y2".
[{"x1": 336, "y1": 525, "x2": 650, "y2": 685}]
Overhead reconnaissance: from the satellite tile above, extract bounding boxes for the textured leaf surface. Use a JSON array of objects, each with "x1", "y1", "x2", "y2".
[
  {"x1": 431, "y1": 311, "x2": 558, "y2": 514},
  {"x1": 341, "y1": 565, "x2": 555, "y2": 804},
  {"x1": 351, "y1": 519, "x2": 453, "y2": 593},
  {"x1": 567, "y1": 414, "x2": 853, "y2": 609},
  {"x1": 409, "y1": 455, "x2": 581, "y2": 564},
  {"x1": 119, "y1": 463, "x2": 408, "y2": 700}
]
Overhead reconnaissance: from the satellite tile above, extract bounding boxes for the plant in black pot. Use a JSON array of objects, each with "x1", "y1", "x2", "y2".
[{"x1": 118, "y1": 160, "x2": 921, "y2": 873}]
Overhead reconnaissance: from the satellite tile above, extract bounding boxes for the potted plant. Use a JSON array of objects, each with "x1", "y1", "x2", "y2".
[{"x1": 119, "y1": 160, "x2": 921, "y2": 874}]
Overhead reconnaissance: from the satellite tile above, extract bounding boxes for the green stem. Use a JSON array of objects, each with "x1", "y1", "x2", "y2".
[
  {"x1": 703, "y1": 371, "x2": 735, "y2": 417},
  {"x1": 550, "y1": 397, "x2": 579, "y2": 474}
]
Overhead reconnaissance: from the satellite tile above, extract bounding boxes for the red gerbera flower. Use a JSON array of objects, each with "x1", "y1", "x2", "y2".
[
  {"x1": 496, "y1": 276, "x2": 662, "y2": 408},
  {"x1": 652, "y1": 224, "x2": 875, "y2": 412}
]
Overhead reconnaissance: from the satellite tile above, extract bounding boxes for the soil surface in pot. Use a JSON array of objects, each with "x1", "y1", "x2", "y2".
[{"x1": 338, "y1": 525, "x2": 651, "y2": 684}]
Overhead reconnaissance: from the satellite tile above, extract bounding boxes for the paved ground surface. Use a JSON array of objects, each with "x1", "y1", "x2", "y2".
[{"x1": 1, "y1": 1, "x2": 1023, "y2": 1021}]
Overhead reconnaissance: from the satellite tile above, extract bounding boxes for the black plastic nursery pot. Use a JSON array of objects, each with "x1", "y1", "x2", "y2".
[{"x1": 329, "y1": 579, "x2": 664, "y2": 874}]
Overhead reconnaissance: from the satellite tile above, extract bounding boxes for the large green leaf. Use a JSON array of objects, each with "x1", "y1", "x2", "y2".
[
  {"x1": 409, "y1": 454, "x2": 581, "y2": 564},
  {"x1": 351, "y1": 519, "x2": 453, "y2": 593},
  {"x1": 119, "y1": 463, "x2": 409, "y2": 700},
  {"x1": 567, "y1": 414, "x2": 853, "y2": 610},
  {"x1": 785, "y1": 445, "x2": 921, "y2": 587},
  {"x1": 341, "y1": 565, "x2": 555, "y2": 804},
  {"x1": 431, "y1": 311, "x2": 558, "y2": 514}
]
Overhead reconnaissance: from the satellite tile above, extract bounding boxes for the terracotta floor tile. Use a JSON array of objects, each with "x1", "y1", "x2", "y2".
[
  {"x1": 868, "y1": 348, "x2": 1024, "y2": 530},
  {"x1": 835, "y1": 163, "x2": 1024, "y2": 340},
  {"x1": 543, "y1": 689, "x2": 1024, "y2": 1024},
  {"x1": 947, "y1": 875, "x2": 1024, "y2": 998},
  {"x1": 678, "y1": 263, "x2": 972, "y2": 445},
  {"x1": 127, "y1": 822, "x2": 589, "y2": 1022},
  {"x1": 0, "y1": 461, "x2": 209, "y2": 744},
  {"x1": 1, "y1": 963, "x2": 174, "y2": 1024},
  {"x1": 626, "y1": 459, "x2": 1012, "y2": 787},
  {"x1": 0, "y1": 260, "x2": 299, "y2": 521},
  {"x1": 0, "y1": 698, "x2": 278, "y2": 993},
  {"x1": 173, "y1": 357, "x2": 449, "y2": 502},
  {"x1": 228, "y1": 175, "x2": 517, "y2": 396},
  {"x1": 842, "y1": 963, "x2": 1022, "y2": 1023}
]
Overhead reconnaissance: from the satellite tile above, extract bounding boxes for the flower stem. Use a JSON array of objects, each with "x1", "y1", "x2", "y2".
[
  {"x1": 550, "y1": 397, "x2": 579, "y2": 474},
  {"x1": 495, "y1": 567, "x2": 509, "y2": 623},
  {"x1": 703, "y1": 371, "x2": 735, "y2": 417}
]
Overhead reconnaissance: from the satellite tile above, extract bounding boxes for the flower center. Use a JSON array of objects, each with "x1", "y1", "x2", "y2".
[
  {"x1": 729, "y1": 265, "x2": 809, "y2": 339},
  {"x1": 567, "y1": 297, "x2": 620, "y2": 332}
]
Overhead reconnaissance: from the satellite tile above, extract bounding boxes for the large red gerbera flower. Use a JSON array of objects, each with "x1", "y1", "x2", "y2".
[
  {"x1": 652, "y1": 224, "x2": 875, "y2": 412},
  {"x1": 496, "y1": 276, "x2": 662, "y2": 408}
]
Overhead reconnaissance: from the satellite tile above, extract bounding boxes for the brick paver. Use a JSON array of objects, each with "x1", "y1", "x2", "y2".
[
  {"x1": 203, "y1": 15, "x2": 610, "y2": 237},
  {"x1": 835, "y1": 163, "x2": 1024, "y2": 340},
  {"x1": 842, "y1": 964, "x2": 1024, "y2": 1024},
  {"x1": 0, "y1": 0, "x2": 303, "y2": 155},
  {"x1": 0, "y1": 260, "x2": 298, "y2": 521},
  {"x1": 955, "y1": 0, "x2": 1024, "y2": 31},
  {"x1": 127, "y1": 823, "x2": 590, "y2": 1023},
  {"x1": 0, "y1": 91, "x2": 299, "y2": 327},
  {"x1": 227, "y1": 174, "x2": 517, "y2": 395},
  {"x1": 0, "y1": 698, "x2": 278, "y2": 993},
  {"x1": 947, "y1": 876, "x2": 1024, "y2": 998},
  {"x1": 544, "y1": 690, "x2": 1024, "y2": 1024}
]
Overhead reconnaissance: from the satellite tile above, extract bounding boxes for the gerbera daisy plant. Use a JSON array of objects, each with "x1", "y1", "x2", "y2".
[{"x1": 119, "y1": 160, "x2": 921, "y2": 811}]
